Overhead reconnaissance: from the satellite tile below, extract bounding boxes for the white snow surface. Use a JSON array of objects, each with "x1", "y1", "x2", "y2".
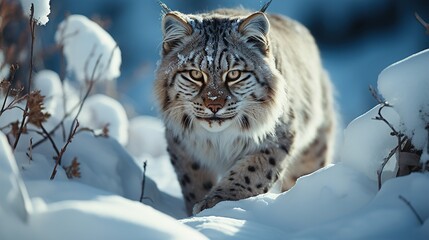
[
  {"x1": 341, "y1": 105, "x2": 400, "y2": 181},
  {"x1": 1, "y1": 45, "x2": 429, "y2": 239},
  {"x1": 55, "y1": 14, "x2": 121, "y2": 83},
  {"x1": 378, "y1": 49, "x2": 429, "y2": 150},
  {"x1": 19, "y1": 0, "x2": 50, "y2": 25},
  {"x1": 80, "y1": 94, "x2": 129, "y2": 146}
]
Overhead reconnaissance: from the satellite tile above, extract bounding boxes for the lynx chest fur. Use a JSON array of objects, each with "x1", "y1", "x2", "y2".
[{"x1": 154, "y1": 5, "x2": 336, "y2": 215}]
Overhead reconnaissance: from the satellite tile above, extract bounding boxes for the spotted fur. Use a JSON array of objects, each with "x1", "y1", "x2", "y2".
[{"x1": 154, "y1": 6, "x2": 336, "y2": 215}]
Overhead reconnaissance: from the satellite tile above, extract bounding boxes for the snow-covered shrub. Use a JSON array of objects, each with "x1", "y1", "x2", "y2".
[
  {"x1": 19, "y1": 0, "x2": 50, "y2": 25},
  {"x1": 55, "y1": 14, "x2": 122, "y2": 84}
]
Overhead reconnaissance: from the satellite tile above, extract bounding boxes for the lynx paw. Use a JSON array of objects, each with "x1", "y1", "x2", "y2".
[{"x1": 192, "y1": 195, "x2": 224, "y2": 215}]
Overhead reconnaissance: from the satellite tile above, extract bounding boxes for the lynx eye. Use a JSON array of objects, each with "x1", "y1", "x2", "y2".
[
  {"x1": 226, "y1": 70, "x2": 241, "y2": 82},
  {"x1": 189, "y1": 70, "x2": 204, "y2": 81}
]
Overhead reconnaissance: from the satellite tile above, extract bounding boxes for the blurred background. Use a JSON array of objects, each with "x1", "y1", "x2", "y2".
[{"x1": 33, "y1": 0, "x2": 429, "y2": 125}]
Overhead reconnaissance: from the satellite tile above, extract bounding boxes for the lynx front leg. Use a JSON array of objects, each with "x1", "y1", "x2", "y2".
[
  {"x1": 166, "y1": 134, "x2": 217, "y2": 216},
  {"x1": 193, "y1": 148, "x2": 287, "y2": 214}
]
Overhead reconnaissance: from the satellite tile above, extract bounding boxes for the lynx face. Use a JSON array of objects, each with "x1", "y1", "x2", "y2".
[{"x1": 156, "y1": 11, "x2": 285, "y2": 138}]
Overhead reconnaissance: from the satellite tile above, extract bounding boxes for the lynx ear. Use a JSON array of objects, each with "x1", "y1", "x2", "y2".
[
  {"x1": 238, "y1": 12, "x2": 270, "y2": 53},
  {"x1": 162, "y1": 13, "x2": 193, "y2": 54}
]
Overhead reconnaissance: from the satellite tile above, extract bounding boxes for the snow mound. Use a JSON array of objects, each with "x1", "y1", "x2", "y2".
[
  {"x1": 1, "y1": 180, "x2": 207, "y2": 240},
  {"x1": 20, "y1": 0, "x2": 50, "y2": 25},
  {"x1": 0, "y1": 132, "x2": 32, "y2": 222},
  {"x1": 378, "y1": 48, "x2": 429, "y2": 150},
  {"x1": 184, "y1": 164, "x2": 429, "y2": 239},
  {"x1": 341, "y1": 105, "x2": 400, "y2": 181},
  {"x1": 55, "y1": 15, "x2": 121, "y2": 83},
  {"x1": 80, "y1": 94, "x2": 128, "y2": 146},
  {"x1": 33, "y1": 70, "x2": 63, "y2": 116}
]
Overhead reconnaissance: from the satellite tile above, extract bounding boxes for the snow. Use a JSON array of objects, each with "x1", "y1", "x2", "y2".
[
  {"x1": 33, "y1": 70, "x2": 63, "y2": 116},
  {"x1": 378, "y1": 49, "x2": 429, "y2": 150},
  {"x1": 55, "y1": 15, "x2": 121, "y2": 84},
  {"x1": 1, "y1": 5, "x2": 429, "y2": 238},
  {"x1": 20, "y1": 0, "x2": 51, "y2": 25},
  {"x1": 0, "y1": 132, "x2": 32, "y2": 223},
  {"x1": 80, "y1": 94, "x2": 129, "y2": 146},
  {"x1": 341, "y1": 105, "x2": 400, "y2": 181}
]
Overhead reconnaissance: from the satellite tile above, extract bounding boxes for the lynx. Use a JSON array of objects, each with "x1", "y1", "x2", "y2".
[{"x1": 154, "y1": 2, "x2": 336, "y2": 215}]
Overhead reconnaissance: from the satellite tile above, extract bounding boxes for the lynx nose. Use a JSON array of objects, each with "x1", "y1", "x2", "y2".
[
  {"x1": 207, "y1": 104, "x2": 223, "y2": 114},
  {"x1": 204, "y1": 97, "x2": 226, "y2": 114}
]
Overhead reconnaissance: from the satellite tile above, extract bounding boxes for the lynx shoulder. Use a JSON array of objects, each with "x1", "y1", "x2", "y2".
[{"x1": 154, "y1": 4, "x2": 336, "y2": 215}]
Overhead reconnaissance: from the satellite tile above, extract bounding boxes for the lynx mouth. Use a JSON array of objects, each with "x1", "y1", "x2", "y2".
[
  {"x1": 196, "y1": 116, "x2": 235, "y2": 132},
  {"x1": 196, "y1": 116, "x2": 235, "y2": 123}
]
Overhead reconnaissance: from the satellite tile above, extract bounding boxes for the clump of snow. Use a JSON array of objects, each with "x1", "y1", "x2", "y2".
[
  {"x1": 20, "y1": 0, "x2": 51, "y2": 25},
  {"x1": 80, "y1": 94, "x2": 128, "y2": 146},
  {"x1": 0, "y1": 132, "x2": 32, "y2": 222},
  {"x1": 184, "y1": 165, "x2": 429, "y2": 239},
  {"x1": 55, "y1": 15, "x2": 121, "y2": 83},
  {"x1": 341, "y1": 105, "x2": 400, "y2": 181},
  {"x1": 378, "y1": 49, "x2": 429, "y2": 150},
  {"x1": 1, "y1": 180, "x2": 207, "y2": 240},
  {"x1": 32, "y1": 71, "x2": 82, "y2": 126},
  {"x1": 33, "y1": 70, "x2": 63, "y2": 116}
]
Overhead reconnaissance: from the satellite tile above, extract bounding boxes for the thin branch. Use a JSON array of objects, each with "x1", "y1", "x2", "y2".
[
  {"x1": 31, "y1": 100, "x2": 81, "y2": 149},
  {"x1": 398, "y1": 195, "x2": 424, "y2": 225},
  {"x1": 373, "y1": 104, "x2": 406, "y2": 189},
  {"x1": 39, "y1": 123, "x2": 61, "y2": 157},
  {"x1": 26, "y1": 138, "x2": 33, "y2": 162},
  {"x1": 68, "y1": 54, "x2": 102, "y2": 138},
  {"x1": 50, "y1": 119, "x2": 79, "y2": 180},
  {"x1": 31, "y1": 54, "x2": 102, "y2": 150},
  {"x1": 12, "y1": 4, "x2": 36, "y2": 150},
  {"x1": 139, "y1": 160, "x2": 148, "y2": 202},
  {"x1": 369, "y1": 85, "x2": 384, "y2": 104},
  {"x1": 377, "y1": 142, "x2": 403, "y2": 190},
  {"x1": 415, "y1": 12, "x2": 429, "y2": 34},
  {"x1": 0, "y1": 64, "x2": 18, "y2": 115},
  {"x1": 28, "y1": 3, "x2": 36, "y2": 92}
]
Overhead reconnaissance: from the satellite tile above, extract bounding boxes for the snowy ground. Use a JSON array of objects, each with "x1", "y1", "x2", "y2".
[{"x1": 1, "y1": 2, "x2": 429, "y2": 239}]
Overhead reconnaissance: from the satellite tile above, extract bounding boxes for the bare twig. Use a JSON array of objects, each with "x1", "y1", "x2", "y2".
[
  {"x1": 31, "y1": 100, "x2": 81, "y2": 149},
  {"x1": 27, "y1": 4, "x2": 36, "y2": 92},
  {"x1": 26, "y1": 138, "x2": 33, "y2": 162},
  {"x1": 50, "y1": 119, "x2": 79, "y2": 180},
  {"x1": 83, "y1": 43, "x2": 97, "y2": 82},
  {"x1": 376, "y1": 142, "x2": 403, "y2": 190},
  {"x1": 369, "y1": 85, "x2": 384, "y2": 104},
  {"x1": 31, "y1": 54, "x2": 102, "y2": 150},
  {"x1": 40, "y1": 123, "x2": 61, "y2": 157},
  {"x1": 415, "y1": 12, "x2": 429, "y2": 34},
  {"x1": 77, "y1": 124, "x2": 109, "y2": 138},
  {"x1": 373, "y1": 104, "x2": 406, "y2": 189},
  {"x1": 68, "y1": 54, "x2": 102, "y2": 138},
  {"x1": 0, "y1": 64, "x2": 19, "y2": 115},
  {"x1": 140, "y1": 160, "x2": 148, "y2": 202},
  {"x1": 398, "y1": 195, "x2": 424, "y2": 225},
  {"x1": 12, "y1": 4, "x2": 36, "y2": 150}
]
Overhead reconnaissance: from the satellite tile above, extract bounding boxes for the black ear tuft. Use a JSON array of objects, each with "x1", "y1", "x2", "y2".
[
  {"x1": 238, "y1": 12, "x2": 270, "y2": 53},
  {"x1": 162, "y1": 13, "x2": 193, "y2": 54},
  {"x1": 260, "y1": 0, "x2": 273, "y2": 13},
  {"x1": 158, "y1": 1, "x2": 171, "y2": 15}
]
